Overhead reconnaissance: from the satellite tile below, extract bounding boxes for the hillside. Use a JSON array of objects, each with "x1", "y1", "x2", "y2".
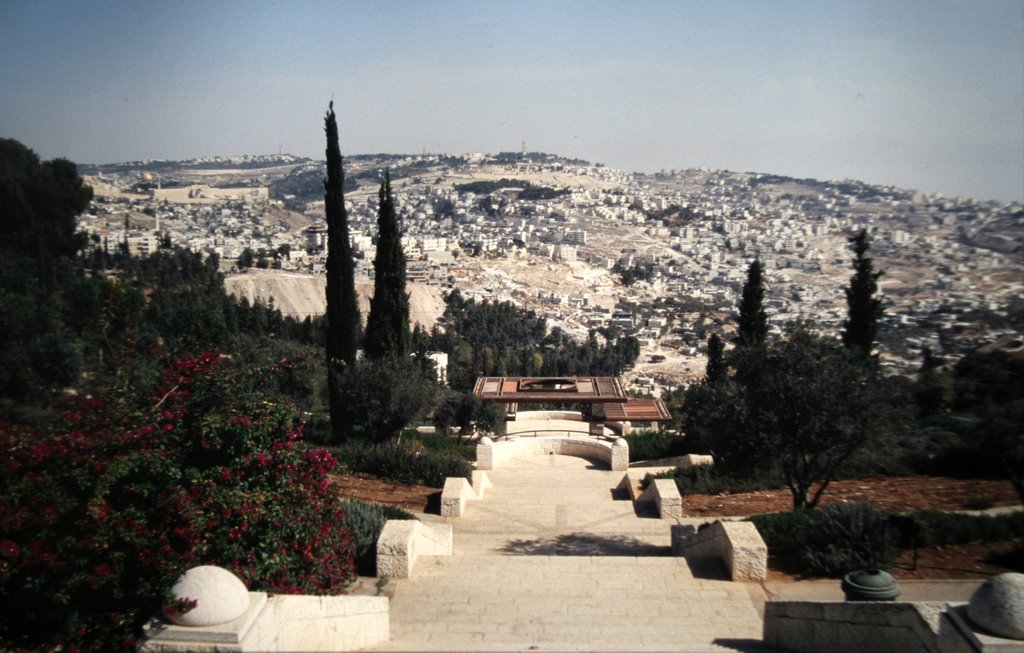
[{"x1": 223, "y1": 269, "x2": 447, "y2": 329}]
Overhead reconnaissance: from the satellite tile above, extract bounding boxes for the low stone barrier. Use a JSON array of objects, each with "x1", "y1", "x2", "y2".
[
  {"x1": 763, "y1": 601, "x2": 947, "y2": 653},
  {"x1": 672, "y1": 521, "x2": 767, "y2": 581},
  {"x1": 764, "y1": 573, "x2": 1024, "y2": 653},
  {"x1": 440, "y1": 471, "x2": 492, "y2": 517},
  {"x1": 376, "y1": 519, "x2": 453, "y2": 579},
  {"x1": 137, "y1": 566, "x2": 389, "y2": 652},
  {"x1": 476, "y1": 436, "x2": 628, "y2": 471},
  {"x1": 641, "y1": 478, "x2": 683, "y2": 519}
]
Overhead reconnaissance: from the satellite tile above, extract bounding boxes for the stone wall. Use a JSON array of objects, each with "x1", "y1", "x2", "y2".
[
  {"x1": 763, "y1": 601, "x2": 947, "y2": 653},
  {"x1": 672, "y1": 521, "x2": 767, "y2": 581},
  {"x1": 139, "y1": 592, "x2": 389, "y2": 652},
  {"x1": 476, "y1": 436, "x2": 628, "y2": 471}
]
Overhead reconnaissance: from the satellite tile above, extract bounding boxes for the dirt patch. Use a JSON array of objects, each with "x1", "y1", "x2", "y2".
[
  {"x1": 681, "y1": 476, "x2": 1020, "y2": 517},
  {"x1": 331, "y1": 473, "x2": 439, "y2": 513}
]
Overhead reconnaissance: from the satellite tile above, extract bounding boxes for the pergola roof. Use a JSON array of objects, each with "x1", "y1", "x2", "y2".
[
  {"x1": 472, "y1": 376, "x2": 672, "y2": 422},
  {"x1": 473, "y1": 376, "x2": 627, "y2": 404},
  {"x1": 601, "y1": 399, "x2": 673, "y2": 422}
]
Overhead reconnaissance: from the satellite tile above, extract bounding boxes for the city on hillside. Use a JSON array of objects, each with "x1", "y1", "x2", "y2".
[{"x1": 77, "y1": 151, "x2": 1024, "y2": 390}]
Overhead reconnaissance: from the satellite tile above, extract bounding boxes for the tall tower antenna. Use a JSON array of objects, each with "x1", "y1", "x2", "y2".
[{"x1": 521, "y1": 137, "x2": 527, "y2": 157}]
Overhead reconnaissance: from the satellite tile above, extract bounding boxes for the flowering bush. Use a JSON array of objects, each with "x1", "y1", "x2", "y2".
[{"x1": 0, "y1": 353, "x2": 355, "y2": 651}]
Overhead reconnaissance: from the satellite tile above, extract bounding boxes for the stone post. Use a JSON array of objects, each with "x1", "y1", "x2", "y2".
[
  {"x1": 611, "y1": 437, "x2": 629, "y2": 471},
  {"x1": 476, "y1": 436, "x2": 494, "y2": 470}
]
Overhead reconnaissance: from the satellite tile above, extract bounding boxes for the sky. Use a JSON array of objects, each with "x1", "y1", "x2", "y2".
[{"x1": 1, "y1": 0, "x2": 1021, "y2": 202}]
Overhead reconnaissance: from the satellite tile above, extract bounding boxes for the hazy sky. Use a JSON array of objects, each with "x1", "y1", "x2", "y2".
[{"x1": 2, "y1": 1, "x2": 1021, "y2": 202}]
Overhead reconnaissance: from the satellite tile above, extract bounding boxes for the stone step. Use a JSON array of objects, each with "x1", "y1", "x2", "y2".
[{"x1": 378, "y1": 554, "x2": 774, "y2": 652}]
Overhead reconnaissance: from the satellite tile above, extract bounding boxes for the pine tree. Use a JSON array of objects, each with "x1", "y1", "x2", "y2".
[
  {"x1": 364, "y1": 170, "x2": 410, "y2": 359},
  {"x1": 841, "y1": 229, "x2": 883, "y2": 358},
  {"x1": 737, "y1": 258, "x2": 768, "y2": 347},
  {"x1": 323, "y1": 102, "x2": 360, "y2": 435},
  {"x1": 705, "y1": 333, "x2": 727, "y2": 383}
]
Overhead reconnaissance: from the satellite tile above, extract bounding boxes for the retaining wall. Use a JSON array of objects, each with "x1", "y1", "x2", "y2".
[{"x1": 476, "y1": 436, "x2": 628, "y2": 471}]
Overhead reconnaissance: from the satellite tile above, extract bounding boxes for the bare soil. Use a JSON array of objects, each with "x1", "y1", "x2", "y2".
[{"x1": 333, "y1": 472, "x2": 1023, "y2": 580}]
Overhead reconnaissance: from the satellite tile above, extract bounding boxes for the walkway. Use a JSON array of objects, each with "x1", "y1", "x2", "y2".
[{"x1": 374, "y1": 453, "x2": 780, "y2": 652}]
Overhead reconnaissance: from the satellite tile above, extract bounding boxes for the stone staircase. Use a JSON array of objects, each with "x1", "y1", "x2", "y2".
[{"x1": 374, "y1": 454, "x2": 782, "y2": 652}]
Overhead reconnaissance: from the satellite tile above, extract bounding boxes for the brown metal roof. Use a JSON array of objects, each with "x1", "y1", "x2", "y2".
[
  {"x1": 472, "y1": 376, "x2": 628, "y2": 404},
  {"x1": 601, "y1": 399, "x2": 673, "y2": 422}
]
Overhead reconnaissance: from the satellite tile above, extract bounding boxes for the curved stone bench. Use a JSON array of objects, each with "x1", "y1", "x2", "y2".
[{"x1": 476, "y1": 436, "x2": 628, "y2": 471}]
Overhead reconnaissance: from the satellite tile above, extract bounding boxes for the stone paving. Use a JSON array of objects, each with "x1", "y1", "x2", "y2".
[{"x1": 374, "y1": 452, "x2": 781, "y2": 652}]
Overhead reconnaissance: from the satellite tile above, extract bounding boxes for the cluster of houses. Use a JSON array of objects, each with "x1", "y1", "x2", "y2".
[{"x1": 78, "y1": 152, "x2": 1022, "y2": 372}]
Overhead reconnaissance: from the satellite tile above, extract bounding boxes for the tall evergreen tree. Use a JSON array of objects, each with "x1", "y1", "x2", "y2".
[
  {"x1": 736, "y1": 258, "x2": 768, "y2": 347},
  {"x1": 323, "y1": 102, "x2": 360, "y2": 435},
  {"x1": 841, "y1": 229, "x2": 883, "y2": 358},
  {"x1": 705, "y1": 332, "x2": 727, "y2": 383},
  {"x1": 364, "y1": 170, "x2": 410, "y2": 359}
]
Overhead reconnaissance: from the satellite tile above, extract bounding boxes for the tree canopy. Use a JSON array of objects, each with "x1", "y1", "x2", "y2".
[
  {"x1": 736, "y1": 258, "x2": 768, "y2": 347},
  {"x1": 364, "y1": 170, "x2": 410, "y2": 360},
  {"x1": 683, "y1": 324, "x2": 910, "y2": 510},
  {"x1": 841, "y1": 229, "x2": 883, "y2": 357},
  {"x1": 323, "y1": 102, "x2": 360, "y2": 436}
]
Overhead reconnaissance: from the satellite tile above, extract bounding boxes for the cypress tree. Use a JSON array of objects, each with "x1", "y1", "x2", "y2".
[
  {"x1": 705, "y1": 333, "x2": 727, "y2": 383},
  {"x1": 364, "y1": 170, "x2": 410, "y2": 359},
  {"x1": 737, "y1": 258, "x2": 768, "y2": 347},
  {"x1": 324, "y1": 102, "x2": 360, "y2": 435},
  {"x1": 841, "y1": 229, "x2": 883, "y2": 358}
]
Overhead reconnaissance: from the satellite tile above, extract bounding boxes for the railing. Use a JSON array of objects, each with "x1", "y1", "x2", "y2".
[{"x1": 494, "y1": 428, "x2": 617, "y2": 442}]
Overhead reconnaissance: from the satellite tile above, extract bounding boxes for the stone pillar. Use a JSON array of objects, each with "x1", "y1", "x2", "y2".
[
  {"x1": 611, "y1": 437, "x2": 629, "y2": 471},
  {"x1": 589, "y1": 421, "x2": 605, "y2": 437},
  {"x1": 476, "y1": 436, "x2": 494, "y2": 470}
]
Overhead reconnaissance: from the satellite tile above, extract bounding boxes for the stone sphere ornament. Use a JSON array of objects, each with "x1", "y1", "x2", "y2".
[
  {"x1": 967, "y1": 572, "x2": 1024, "y2": 640},
  {"x1": 164, "y1": 565, "x2": 250, "y2": 627}
]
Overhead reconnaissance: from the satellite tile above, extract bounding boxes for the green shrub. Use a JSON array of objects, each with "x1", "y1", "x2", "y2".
[
  {"x1": 795, "y1": 503, "x2": 900, "y2": 576},
  {"x1": 0, "y1": 354, "x2": 356, "y2": 651},
  {"x1": 750, "y1": 503, "x2": 898, "y2": 577},
  {"x1": 986, "y1": 543, "x2": 1024, "y2": 572},
  {"x1": 335, "y1": 439, "x2": 472, "y2": 488},
  {"x1": 339, "y1": 499, "x2": 415, "y2": 576},
  {"x1": 625, "y1": 431, "x2": 689, "y2": 462},
  {"x1": 402, "y1": 429, "x2": 475, "y2": 460},
  {"x1": 645, "y1": 464, "x2": 783, "y2": 495},
  {"x1": 900, "y1": 510, "x2": 1024, "y2": 548}
]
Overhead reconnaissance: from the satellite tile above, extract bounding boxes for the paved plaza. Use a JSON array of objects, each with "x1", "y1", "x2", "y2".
[{"x1": 373, "y1": 453, "x2": 780, "y2": 652}]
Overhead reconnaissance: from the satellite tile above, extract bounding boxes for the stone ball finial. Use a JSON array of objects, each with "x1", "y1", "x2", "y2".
[
  {"x1": 613, "y1": 438, "x2": 627, "y2": 447},
  {"x1": 968, "y1": 572, "x2": 1024, "y2": 640},
  {"x1": 164, "y1": 565, "x2": 250, "y2": 627},
  {"x1": 479, "y1": 436, "x2": 493, "y2": 446}
]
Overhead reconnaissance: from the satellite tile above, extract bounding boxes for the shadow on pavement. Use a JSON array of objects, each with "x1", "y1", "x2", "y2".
[
  {"x1": 712, "y1": 638, "x2": 783, "y2": 652},
  {"x1": 499, "y1": 533, "x2": 671, "y2": 556}
]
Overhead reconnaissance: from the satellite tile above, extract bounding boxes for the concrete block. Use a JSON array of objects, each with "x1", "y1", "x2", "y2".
[
  {"x1": 376, "y1": 520, "x2": 453, "y2": 579},
  {"x1": 476, "y1": 436, "x2": 494, "y2": 470},
  {"x1": 441, "y1": 477, "x2": 476, "y2": 517},
  {"x1": 471, "y1": 470, "x2": 492, "y2": 497},
  {"x1": 611, "y1": 438, "x2": 629, "y2": 471},
  {"x1": 677, "y1": 520, "x2": 767, "y2": 581}
]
